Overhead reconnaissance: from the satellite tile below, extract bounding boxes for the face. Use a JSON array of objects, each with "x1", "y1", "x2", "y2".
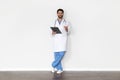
[{"x1": 57, "y1": 11, "x2": 64, "y2": 19}]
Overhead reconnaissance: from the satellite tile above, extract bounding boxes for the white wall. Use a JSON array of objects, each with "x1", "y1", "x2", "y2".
[{"x1": 0, "y1": 0, "x2": 120, "y2": 71}]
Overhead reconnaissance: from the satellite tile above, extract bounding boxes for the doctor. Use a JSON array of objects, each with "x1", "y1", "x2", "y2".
[{"x1": 51, "y1": 8, "x2": 70, "y2": 74}]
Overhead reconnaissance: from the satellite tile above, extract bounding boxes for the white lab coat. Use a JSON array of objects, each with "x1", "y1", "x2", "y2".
[{"x1": 51, "y1": 18, "x2": 70, "y2": 52}]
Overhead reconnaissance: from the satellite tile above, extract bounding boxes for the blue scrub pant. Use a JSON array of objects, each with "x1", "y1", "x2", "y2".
[{"x1": 52, "y1": 51, "x2": 65, "y2": 71}]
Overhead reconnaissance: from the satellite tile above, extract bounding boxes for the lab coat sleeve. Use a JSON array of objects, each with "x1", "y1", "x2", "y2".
[
  {"x1": 49, "y1": 21, "x2": 55, "y2": 37},
  {"x1": 49, "y1": 27, "x2": 52, "y2": 37}
]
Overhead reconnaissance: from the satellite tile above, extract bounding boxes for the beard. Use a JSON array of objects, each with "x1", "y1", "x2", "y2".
[{"x1": 58, "y1": 15, "x2": 63, "y2": 19}]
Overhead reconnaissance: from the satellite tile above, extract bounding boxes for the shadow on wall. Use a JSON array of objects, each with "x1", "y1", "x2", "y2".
[{"x1": 63, "y1": 19, "x2": 75, "y2": 69}]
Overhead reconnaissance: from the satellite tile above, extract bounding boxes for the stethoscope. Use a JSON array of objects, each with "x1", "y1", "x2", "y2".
[{"x1": 54, "y1": 18, "x2": 66, "y2": 27}]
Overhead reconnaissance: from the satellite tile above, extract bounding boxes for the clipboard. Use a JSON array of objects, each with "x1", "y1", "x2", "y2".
[{"x1": 50, "y1": 27, "x2": 62, "y2": 34}]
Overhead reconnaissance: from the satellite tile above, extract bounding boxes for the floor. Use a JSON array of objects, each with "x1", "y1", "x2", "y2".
[{"x1": 0, "y1": 71, "x2": 120, "y2": 80}]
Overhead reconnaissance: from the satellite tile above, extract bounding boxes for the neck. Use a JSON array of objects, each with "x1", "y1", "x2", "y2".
[{"x1": 58, "y1": 17, "x2": 63, "y2": 20}]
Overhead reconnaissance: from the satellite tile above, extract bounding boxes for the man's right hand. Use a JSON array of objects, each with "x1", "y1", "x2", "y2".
[{"x1": 52, "y1": 31, "x2": 56, "y2": 35}]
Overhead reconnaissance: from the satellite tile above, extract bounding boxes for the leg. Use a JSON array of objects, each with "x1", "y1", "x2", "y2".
[
  {"x1": 56, "y1": 61, "x2": 63, "y2": 71},
  {"x1": 54, "y1": 51, "x2": 65, "y2": 71},
  {"x1": 52, "y1": 52, "x2": 59, "y2": 68}
]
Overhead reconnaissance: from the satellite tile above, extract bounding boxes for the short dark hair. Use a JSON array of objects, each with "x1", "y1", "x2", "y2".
[{"x1": 57, "y1": 8, "x2": 64, "y2": 13}]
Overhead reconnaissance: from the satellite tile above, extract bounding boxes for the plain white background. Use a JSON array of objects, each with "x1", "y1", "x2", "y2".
[{"x1": 0, "y1": 0, "x2": 120, "y2": 71}]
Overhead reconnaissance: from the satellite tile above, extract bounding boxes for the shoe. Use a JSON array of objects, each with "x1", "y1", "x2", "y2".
[
  {"x1": 51, "y1": 68, "x2": 57, "y2": 73},
  {"x1": 56, "y1": 70, "x2": 63, "y2": 74}
]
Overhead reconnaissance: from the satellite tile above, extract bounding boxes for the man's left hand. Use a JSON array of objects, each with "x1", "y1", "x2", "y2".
[{"x1": 64, "y1": 26, "x2": 68, "y2": 32}]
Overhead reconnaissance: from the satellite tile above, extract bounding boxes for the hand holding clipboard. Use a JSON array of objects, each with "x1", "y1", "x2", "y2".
[{"x1": 50, "y1": 27, "x2": 62, "y2": 34}]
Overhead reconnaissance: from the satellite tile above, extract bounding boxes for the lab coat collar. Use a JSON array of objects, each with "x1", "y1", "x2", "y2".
[{"x1": 56, "y1": 18, "x2": 65, "y2": 25}]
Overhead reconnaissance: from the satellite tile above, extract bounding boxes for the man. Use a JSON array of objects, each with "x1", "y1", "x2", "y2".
[{"x1": 51, "y1": 8, "x2": 70, "y2": 74}]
